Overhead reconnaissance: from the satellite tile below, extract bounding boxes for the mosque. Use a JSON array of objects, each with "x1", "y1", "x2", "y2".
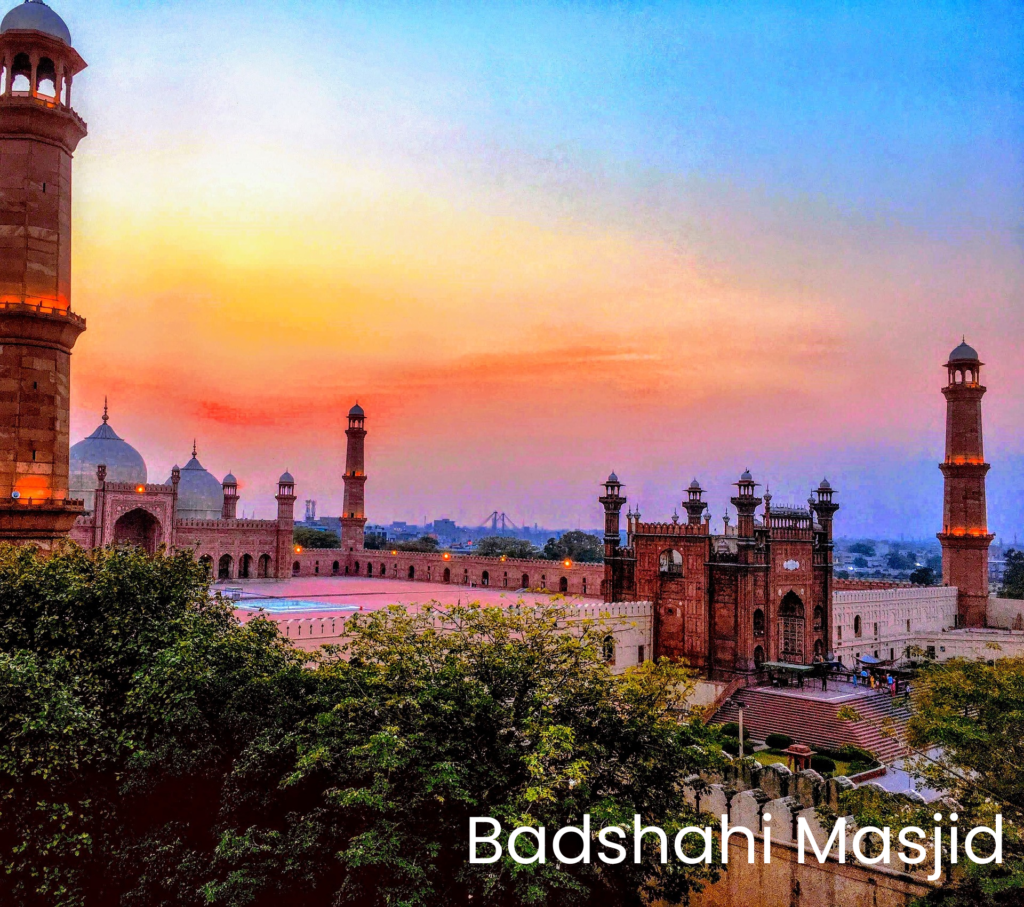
[{"x1": 1, "y1": 0, "x2": 1021, "y2": 680}]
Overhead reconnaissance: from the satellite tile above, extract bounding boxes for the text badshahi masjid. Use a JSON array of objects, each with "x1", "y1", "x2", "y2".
[{"x1": 0, "y1": 0, "x2": 1021, "y2": 686}]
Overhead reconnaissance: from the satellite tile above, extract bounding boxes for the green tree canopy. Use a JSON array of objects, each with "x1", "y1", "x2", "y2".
[
  {"x1": 0, "y1": 544, "x2": 725, "y2": 907},
  {"x1": 1001, "y1": 549, "x2": 1024, "y2": 600},
  {"x1": 836, "y1": 657, "x2": 1024, "y2": 906},
  {"x1": 294, "y1": 526, "x2": 341, "y2": 549},
  {"x1": 909, "y1": 566, "x2": 937, "y2": 585},
  {"x1": 472, "y1": 536, "x2": 540, "y2": 559},
  {"x1": 848, "y1": 541, "x2": 876, "y2": 556},
  {"x1": 543, "y1": 531, "x2": 603, "y2": 563}
]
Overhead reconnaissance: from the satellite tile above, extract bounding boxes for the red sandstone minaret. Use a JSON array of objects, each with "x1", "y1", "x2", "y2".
[
  {"x1": 0, "y1": 1, "x2": 88, "y2": 547},
  {"x1": 938, "y1": 340, "x2": 993, "y2": 628},
  {"x1": 340, "y1": 403, "x2": 367, "y2": 551}
]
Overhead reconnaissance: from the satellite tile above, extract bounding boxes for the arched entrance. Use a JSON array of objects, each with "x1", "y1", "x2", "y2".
[
  {"x1": 112, "y1": 508, "x2": 162, "y2": 554},
  {"x1": 408, "y1": 565, "x2": 415, "y2": 579},
  {"x1": 218, "y1": 554, "x2": 233, "y2": 580},
  {"x1": 198, "y1": 554, "x2": 213, "y2": 577},
  {"x1": 239, "y1": 554, "x2": 253, "y2": 579},
  {"x1": 779, "y1": 591, "x2": 806, "y2": 663},
  {"x1": 521, "y1": 573, "x2": 529, "y2": 589},
  {"x1": 754, "y1": 645, "x2": 766, "y2": 670},
  {"x1": 659, "y1": 549, "x2": 683, "y2": 576},
  {"x1": 257, "y1": 554, "x2": 272, "y2": 578},
  {"x1": 559, "y1": 576, "x2": 568, "y2": 593},
  {"x1": 443, "y1": 567, "x2": 450, "y2": 583}
]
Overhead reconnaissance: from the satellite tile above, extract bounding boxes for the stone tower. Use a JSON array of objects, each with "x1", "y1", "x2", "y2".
[
  {"x1": 598, "y1": 472, "x2": 627, "y2": 600},
  {"x1": 938, "y1": 340, "x2": 993, "y2": 628},
  {"x1": 340, "y1": 403, "x2": 366, "y2": 551},
  {"x1": 0, "y1": 1, "x2": 88, "y2": 547}
]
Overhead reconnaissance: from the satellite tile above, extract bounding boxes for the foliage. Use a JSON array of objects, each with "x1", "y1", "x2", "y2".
[
  {"x1": 852, "y1": 556, "x2": 869, "y2": 569},
  {"x1": 910, "y1": 566, "x2": 937, "y2": 586},
  {"x1": 0, "y1": 544, "x2": 726, "y2": 907},
  {"x1": 393, "y1": 535, "x2": 440, "y2": 552},
  {"x1": 809, "y1": 755, "x2": 835, "y2": 774},
  {"x1": 473, "y1": 536, "x2": 541, "y2": 559},
  {"x1": 542, "y1": 531, "x2": 604, "y2": 564},
  {"x1": 362, "y1": 531, "x2": 388, "y2": 550},
  {"x1": 838, "y1": 657, "x2": 1024, "y2": 906},
  {"x1": 764, "y1": 733, "x2": 793, "y2": 749},
  {"x1": 1001, "y1": 549, "x2": 1024, "y2": 600},
  {"x1": 885, "y1": 550, "x2": 919, "y2": 571},
  {"x1": 847, "y1": 541, "x2": 876, "y2": 556},
  {"x1": 293, "y1": 527, "x2": 341, "y2": 549}
]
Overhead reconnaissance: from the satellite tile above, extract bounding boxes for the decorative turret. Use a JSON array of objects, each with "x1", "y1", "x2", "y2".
[
  {"x1": 221, "y1": 472, "x2": 238, "y2": 520},
  {"x1": 938, "y1": 339, "x2": 993, "y2": 628},
  {"x1": 684, "y1": 478, "x2": 706, "y2": 525},
  {"x1": 0, "y1": 0, "x2": 89, "y2": 546},
  {"x1": 810, "y1": 477, "x2": 838, "y2": 539},
  {"x1": 730, "y1": 468, "x2": 760, "y2": 538},
  {"x1": 598, "y1": 472, "x2": 626, "y2": 557}
]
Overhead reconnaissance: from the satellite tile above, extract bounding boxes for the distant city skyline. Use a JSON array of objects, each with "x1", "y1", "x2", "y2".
[{"x1": 57, "y1": 0, "x2": 1021, "y2": 540}]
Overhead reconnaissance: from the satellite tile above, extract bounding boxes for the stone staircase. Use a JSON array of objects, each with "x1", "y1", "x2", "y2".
[{"x1": 712, "y1": 685, "x2": 910, "y2": 762}]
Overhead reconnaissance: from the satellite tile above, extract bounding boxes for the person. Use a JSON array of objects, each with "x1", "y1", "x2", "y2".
[
  {"x1": 852, "y1": 670, "x2": 859, "y2": 687},
  {"x1": 861, "y1": 668, "x2": 870, "y2": 688}
]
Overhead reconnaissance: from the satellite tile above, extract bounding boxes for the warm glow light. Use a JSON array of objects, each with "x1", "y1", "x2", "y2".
[
  {"x1": 136, "y1": 484, "x2": 145, "y2": 493},
  {"x1": 391, "y1": 549, "x2": 398, "y2": 555},
  {"x1": 294, "y1": 545, "x2": 302, "y2": 553},
  {"x1": 443, "y1": 552, "x2": 451, "y2": 560},
  {"x1": 563, "y1": 559, "x2": 572, "y2": 568}
]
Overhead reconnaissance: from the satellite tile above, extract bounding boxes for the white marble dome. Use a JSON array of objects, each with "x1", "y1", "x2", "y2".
[
  {"x1": 169, "y1": 449, "x2": 223, "y2": 521},
  {"x1": 69, "y1": 411, "x2": 147, "y2": 512},
  {"x1": 1, "y1": 0, "x2": 72, "y2": 45}
]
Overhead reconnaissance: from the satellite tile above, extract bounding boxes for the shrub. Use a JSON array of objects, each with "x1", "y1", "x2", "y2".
[
  {"x1": 720, "y1": 722, "x2": 740, "y2": 737},
  {"x1": 721, "y1": 738, "x2": 741, "y2": 756},
  {"x1": 765, "y1": 733, "x2": 793, "y2": 749},
  {"x1": 837, "y1": 744, "x2": 876, "y2": 764},
  {"x1": 810, "y1": 755, "x2": 836, "y2": 774}
]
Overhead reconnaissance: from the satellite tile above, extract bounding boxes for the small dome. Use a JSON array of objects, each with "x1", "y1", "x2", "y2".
[
  {"x1": 740, "y1": 468, "x2": 753, "y2": 481},
  {"x1": 949, "y1": 339, "x2": 979, "y2": 362},
  {"x1": 606, "y1": 471, "x2": 619, "y2": 483},
  {"x1": 169, "y1": 454, "x2": 223, "y2": 520},
  {"x1": 70, "y1": 414, "x2": 147, "y2": 511},
  {"x1": 819, "y1": 477, "x2": 831, "y2": 489},
  {"x1": 222, "y1": 472, "x2": 237, "y2": 486},
  {"x1": 348, "y1": 402, "x2": 365, "y2": 417},
  {"x1": 1, "y1": 0, "x2": 72, "y2": 44},
  {"x1": 279, "y1": 470, "x2": 295, "y2": 484},
  {"x1": 689, "y1": 477, "x2": 701, "y2": 489}
]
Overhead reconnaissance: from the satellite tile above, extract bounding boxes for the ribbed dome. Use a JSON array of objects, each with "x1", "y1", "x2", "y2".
[
  {"x1": 348, "y1": 403, "x2": 364, "y2": 417},
  {"x1": 169, "y1": 453, "x2": 223, "y2": 520},
  {"x1": 1, "y1": 0, "x2": 72, "y2": 44},
  {"x1": 279, "y1": 470, "x2": 294, "y2": 484},
  {"x1": 222, "y1": 472, "x2": 237, "y2": 486},
  {"x1": 70, "y1": 413, "x2": 147, "y2": 512}
]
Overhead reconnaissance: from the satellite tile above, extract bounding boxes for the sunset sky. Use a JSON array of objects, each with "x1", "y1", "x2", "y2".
[{"x1": 52, "y1": 0, "x2": 1023, "y2": 539}]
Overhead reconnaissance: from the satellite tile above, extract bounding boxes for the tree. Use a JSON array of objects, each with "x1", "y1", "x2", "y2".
[
  {"x1": 473, "y1": 536, "x2": 540, "y2": 559},
  {"x1": 848, "y1": 541, "x2": 876, "y2": 556},
  {"x1": 393, "y1": 535, "x2": 440, "y2": 552},
  {"x1": 543, "y1": 531, "x2": 603, "y2": 563},
  {"x1": 834, "y1": 657, "x2": 1024, "y2": 906},
  {"x1": 1001, "y1": 549, "x2": 1024, "y2": 600},
  {"x1": 363, "y1": 531, "x2": 388, "y2": 550},
  {"x1": 294, "y1": 526, "x2": 340, "y2": 548},
  {"x1": 909, "y1": 566, "x2": 936, "y2": 585},
  {"x1": 852, "y1": 555, "x2": 869, "y2": 569},
  {"x1": 0, "y1": 543, "x2": 310, "y2": 907},
  {"x1": 885, "y1": 550, "x2": 917, "y2": 571},
  {"x1": 0, "y1": 544, "x2": 726, "y2": 907}
]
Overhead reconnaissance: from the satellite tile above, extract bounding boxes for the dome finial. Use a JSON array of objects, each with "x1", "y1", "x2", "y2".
[
  {"x1": 192, "y1": 438, "x2": 197, "y2": 459},
  {"x1": 102, "y1": 396, "x2": 108, "y2": 424}
]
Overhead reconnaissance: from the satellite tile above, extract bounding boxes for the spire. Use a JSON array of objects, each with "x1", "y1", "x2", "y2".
[
  {"x1": 192, "y1": 439, "x2": 197, "y2": 459},
  {"x1": 102, "y1": 396, "x2": 108, "y2": 423}
]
